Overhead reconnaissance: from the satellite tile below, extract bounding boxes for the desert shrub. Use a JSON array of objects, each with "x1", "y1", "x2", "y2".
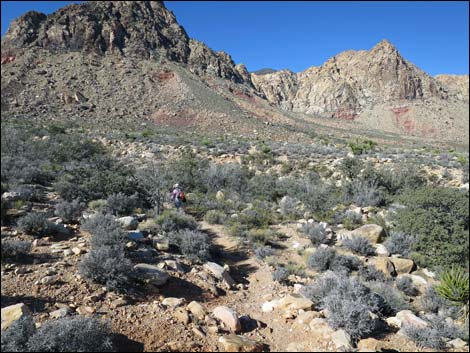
[
  {"x1": 167, "y1": 150, "x2": 209, "y2": 192},
  {"x1": 79, "y1": 246, "x2": 133, "y2": 292},
  {"x1": 156, "y1": 210, "x2": 198, "y2": 233},
  {"x1": 358, "y1": 264, "x2": 386, "y2": 282},
  {"x1": 348, "y1": 138, "x2": 377, "y2": 155},
  {"x1": 419, "y1": 285, "x2": 457, "y2": 316},
  {"x1": 301, "y1": 223, "x2": 330, "y2": 246},
  {"x1": 227, "y1": 221, "x2": 249, "y2": 238},
  {"x1": 307, "y1": 247, "x2": 337, "y2": 272},
  {"x1": 254, "y1": 245, "x2": 274, "y2": 260},
  {"x1": 238, "y1": 207, "x2": 273, "y2": 228},
  {"x1": 247, "y1": 228, "x2": 278, "y2": 245},
  {"x1": 272, "y1": 266, "x2": 290, "y2": 284},
  {"x1": 17, "y1": 212, "x2": 55, "y2": 237},
  {"x1": 383, "y1": 231, "x2": 415, "y2": 257},
  {"x1": 330, "y1": 254, "x2": 362, "y2": 274},
  {"x1": 340, "y1": 210, "x2": 363, "y2": 230},
  {"x1": 462, "y1": 162, "x2": 469, "y2": 184},
  {"x1": 342, "y1": 236, "x2": 376, "y2": 256},
  {"x1": 396, "y1": 276, "x2": 419, "y2": 296},
  {"x1": 278, "y1": 196, "x2": 301, "y2": 219},
  {"x1": 367, "y1": 281, "x2": 409, "y2": 314},
  {"x1": 339, "y1": 156, "x2": 364, "y2": 180},
  {"x1": 10, "y1": 185, "x2": 43, "y2": 202},
  {"x1": 204, "y1": 210, "x2": 227, "y2": 225},
  {"x1": 88, "y1": 199, "x2": 107, "y2": 211},
  {"x1": 393, "y1": 187, "x2": 469, "y2": 269},
  {"x1": 169, "y1": 229, "x2": 211, "y2": 263},
  {"x1": 1, "y1": 315, "x2": 36, "y2": 352},
  {"x1": 135, "y1": 162, "x2": 171, "y2": 216},
  {"x1": 54, "y1": 199, "x2": 86, "y2": 223},
  {"x1": 436, "y1": 266, "x2": 469, "y2": 321},
  {"x1": 203, "y1": 163, "x2": 250, "y2": 195},
  {"x1": 402, "y1": 314, "x2": 466, "y2": 350},
  {"x1": 1, "y1": 239, "x2": 31, "y2": 261},
  {"x1": 81, "y1": 214, "x2": 126, "y2": 249},
  {"x1": 54, "y1": 155, "x2": 137, "y2": 202},
  {"x1": 106, "y1": 192, "x2": 139, "y2": 216},
  {"x1": 302, "y1": 272, "x2": 383, "y2": 339},
  {"x1": 343, "y1": 179, "x2": 386, "y2": 207},
  {"x1": 27, "y1": 316, "x2": 114, "y2": 352},
  {"x1": 138, "y1": 219, "x2": 160, "y2": 235}
]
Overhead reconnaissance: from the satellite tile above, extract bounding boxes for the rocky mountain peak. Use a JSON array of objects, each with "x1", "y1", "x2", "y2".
[{"x1": 371, "y1": 39, "x2": 399, "y2": 54}]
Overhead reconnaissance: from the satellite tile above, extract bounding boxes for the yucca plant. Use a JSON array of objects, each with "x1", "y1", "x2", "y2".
[{"x1": 436, "y1": 266, "x2": 469, "y2": 322}]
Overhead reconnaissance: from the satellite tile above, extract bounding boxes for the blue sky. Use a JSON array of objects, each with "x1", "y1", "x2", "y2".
[{"x1": 1, "y1": 1, "x2": 468, "y2": 75}]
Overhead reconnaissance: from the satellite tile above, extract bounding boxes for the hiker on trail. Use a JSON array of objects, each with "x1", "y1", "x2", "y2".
[{"x1": 170, "y1": 183, "x2": 186, "y2": 211}]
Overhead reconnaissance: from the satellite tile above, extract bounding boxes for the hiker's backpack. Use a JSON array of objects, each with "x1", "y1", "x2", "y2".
[{"x1": 179, "y1": 191, "x2": 186, "y2": 202}]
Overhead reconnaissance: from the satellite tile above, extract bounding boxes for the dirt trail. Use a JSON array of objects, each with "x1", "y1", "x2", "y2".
[{"x1": 199, "y1": 221, "x2": 326, "y2": 352}]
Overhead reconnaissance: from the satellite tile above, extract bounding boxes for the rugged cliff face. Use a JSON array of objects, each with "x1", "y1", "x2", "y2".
[
  {"x1": 252, "y1": 40, "x2": 455, "y2": 118},
  {"x1": 1, "y1": 1, "x2": 249, "y2": 84},
  {"x1": 1, "y1": 1, "x2": 468, "y2": 145}
]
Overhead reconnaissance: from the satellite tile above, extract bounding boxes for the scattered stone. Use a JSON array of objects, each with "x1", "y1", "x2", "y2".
[
  {"x1": 63, "y1": 249, "x2": 74, "y2": 256},
  {"x1": 1, "y1": 303, "x2": 32, "y2": 330},
  {"x1": 395, "y1": 310, "x2": 428, "y2": 328},
  {"x1": 111, "y1": 298, "x2": 128, "y2": 309},
  {"x1": 357, "y1": 338, "x2": 381, "y2": 352},
  {"x1": 71, "y1": 247, "x2": 83, "y2": 255},
  {"x1": 262, "y1": 300, "x2": 279, "y2": 313},
  {"x1": 187, "y1": 301, "x2": 207, "y2": 320},
  {"x1": 448, "y1": 338, "x2": 467, "y2": 349},
  {"x1": 294, "y1": 311, "x2": 323, "y2": 327},
  {"x1": 216, "y1": 191, "x2": 225, "y2": 201},
  {"x1": 422, "y1": 268, "x2": 436, "y2": 278},
  {"x1": 375, "y1": 244, "x2": 390, "y2": 257},
  {"x1": 76, "y1": 306, "x2": 95, "y2": 316},
  {"x1": 174, "y1": 308, "x2": 190, "y2": 325},
  {"x1": 192, "y1": 326, "x2": 206, "y2": 338},
  {"x1": 218, "y1": 334, "x2": 263, "y2": 352},
  {"x1": 40, "y1": 275, "x2": 58, "y2": 285},
  {"x1": 371, "y1": 257, "x2": 396, "y2": 277},
  {"x1": 385, "y1": 316, "x2": 402, "y2": 328},
  {"x1": 154, "y1": 238, "x2": 169, "y2": 251},
  {"x1": 332, "y1": 329, "x2": 353, "y2": 351},
  {"x1": 133, "y1": 263, "x2": 169, "y2": 286},
  {"x1": 213, "y1": 306, "x2": 242, "y2": 332},
  {"x1": 278, "y1": 294, "x2": 314, "y2": 311},
  {"x1": 127, "y1": 231, "x2": 144, "y2": 240},
  {"x1": 350, "y1": 224, "x2": 385, "y2": 244},
  {"x1": 162, "y1": 297, "x2": 185, "y2": 308},
  {"x1": 117, "y1": 216, "x2": 138, "y2": 230},
  {"x1": 204, "y1": 262, "x2": 227, "y2": 279},
  {"x1": 49, "y1": 307, "x2": 69, "y2": 319}
]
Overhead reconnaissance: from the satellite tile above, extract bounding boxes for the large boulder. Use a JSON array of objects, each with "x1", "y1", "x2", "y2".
[
  {"x1": 213, "y1": 306, "x2": 241, "y2": 332},
  {"x1": 350, "y1": 224, "x2": 385, "y2": 244},
  {"x1": 218, "y1": 334, "x2": 263, "y2": 352},
  {"x1": 187, "y1": 301, "x2": 207, "y2": 320},
  {"x1": 390, "y1": 258, "x2": 416, "y2": 274},
  {"x1": 1, "y1": 303, "x2": 32, "y2": 331},
  {"x1": 370, "y1": 257, "x2": 396, "y2": 277},
  {"x1": 132, "y1": 264, "x2": 169, "y2": 286}
]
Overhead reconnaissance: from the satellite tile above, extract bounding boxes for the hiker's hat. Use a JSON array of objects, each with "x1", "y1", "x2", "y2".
[{"x1": 174, "y1": 183, "x2": 180, "y2": 188}]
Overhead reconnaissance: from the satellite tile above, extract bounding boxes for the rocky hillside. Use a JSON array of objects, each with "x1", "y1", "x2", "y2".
[{"x1": 1, "y1": 1, "x2": 469, "y2": 146}]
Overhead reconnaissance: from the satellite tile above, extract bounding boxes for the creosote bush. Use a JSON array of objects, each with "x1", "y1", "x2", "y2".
[
  {"x1": 169, "y1": 229, "x2": 211, "y2": 263},
  {"x1": 156, "y1": 210, "x2": 198, "y2": 233},
  {"x1": 342, "y1": 235, "x2": 376, "y2": 256},
  {"x1": 54, "y1": 199, "x2": 86, "y2": 223},
  {"x1": 272, "y1": 266, "x2": 290, "y2": 284},
  {"x1": 27, "y1": 316, "x2": 115, "y2": 352},
  {"x1": 1, "y1": 315, "x2": 36, "y2": 352},
  {"x1": 307, "y1": 247, "x2": 360, "y2": 274},
  {"x1": 81, "y1": 213, "x2": 126, "y2": 249},
  {"x1": 254, "y1": 245, "x2": 274, "y2": 260},
  {"x1": 204, "y1": 210, "x2": 227, "y2": 225},
  {"x1": 79, "y1": 246, "x2": 134, "y2": 292},
  {"x1": 301, "y1": 223, "x2": 330, "y2": 246},
  {"x1": 1, "y1": 239, "x2": 32, "y2": 261},
  {"x1": 383, "y1": 231, "x2": 415, "y2": 258},
  {"x1": 396, "y1": 276, "x2": 419, "y2": 297},
  {"x1": 18, "y1": 212, "x2": 55, "y2": 237},
  {"x1": 366, "y1": 281, "x2": 409, "y2": 314},
  {"x1": 106, "y1": 192, "x2": 139, "y2": 216}
]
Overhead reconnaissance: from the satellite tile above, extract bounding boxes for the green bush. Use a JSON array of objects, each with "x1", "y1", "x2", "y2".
[
  {"x1": 348, "y1": 139, "x2": 377, "y2": 155},
  {"x1": 169, "y1": 229, "x2": 211, "y2": 263},
  {"x1": 156, "y1": 210, "x2": 198, "y2": 233},
  {"x1": 18, "y1": 212, "x2": 55, "y2": 237},
  {"x1": 1, "y1": 239, "x2": 32, "y2": 261},
  {"x1": 247, "y1": 228, "x2": 279, "y2": 245},
  {"x1": 204, "y1": 210, "x2": 227, "y2": 225},
  {"x1": 393, "y1": 187, "x2": 469, "y2": 269},
  {"x1": 436, "y1": 266, "x2": 469, "y2": 321},
  {"x1": 54, "y1": 199, "x2": 86, "y2": 223}
]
